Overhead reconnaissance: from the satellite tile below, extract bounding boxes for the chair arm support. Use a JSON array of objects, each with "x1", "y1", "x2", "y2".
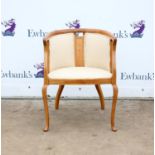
[
  {"x1": 111, "y1": 38, "x2": 117, "y2": 84},
  {"x1": 43, "y1": 39, "x2": 50, "y2": 84}
]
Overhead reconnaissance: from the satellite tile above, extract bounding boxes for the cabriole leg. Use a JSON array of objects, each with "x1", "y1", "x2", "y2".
[
  {"x1": 111, "y1": 84, "x2": 118, "y2": 132},
  {"x1": 42, "y1": 85, "x2": 49, "y2": 132}
]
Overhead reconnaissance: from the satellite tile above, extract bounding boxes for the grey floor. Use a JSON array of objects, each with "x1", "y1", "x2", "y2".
[{"x1": 2, "y1": 99, "x2": 154, "y2": 155}]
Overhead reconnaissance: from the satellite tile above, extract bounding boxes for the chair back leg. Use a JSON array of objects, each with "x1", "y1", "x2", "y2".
[
  {"x1": 55, "y1": 85, "x2": 65, "y2": 109},
  {"x1": 95, "y1": 84, "x2": 105, "y2": 110}
]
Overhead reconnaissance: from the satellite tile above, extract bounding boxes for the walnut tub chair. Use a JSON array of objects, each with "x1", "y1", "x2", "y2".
[{"x1": 42, "y1": 28, "x2": 118, "y2": 132}]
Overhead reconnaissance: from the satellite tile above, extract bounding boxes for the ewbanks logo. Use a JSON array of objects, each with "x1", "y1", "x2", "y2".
[
  {"x1": 1, "y1": 63, "x2": 44, "y2": 79},
  {"x1": 27, "y1": 19, "x2": 81, "y2": 37},
  {"x1": 27, "y1": 29, "x2": 47, "y2": 37},
  {"x1": 65, "y1": 19, "x2": 80, "y2": 29},
  {"x1": 114, "y1": 20, "x2": 145, "y2": 39},
  {"x1": 121, "y1": 72, "x2": 154, "y2": 81},
  {"x1": 26, "y1": 19, "x2": 145, "y2": 39},
  {"x1": 130, "y1": 20, "x2": 145, "y2": 38},
  {"x1": 1, "y1": 70, "x2": 33, "y2": 78},
  {"x1": 34, "y1": 63, "x2": 44, "y2": 78},
  {"x1": 1, "y1": 19, "x2": 16, "y2": 36}
]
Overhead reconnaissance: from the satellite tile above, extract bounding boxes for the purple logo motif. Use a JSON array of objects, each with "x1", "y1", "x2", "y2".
[
  {"x1": 1, "y1": 19, "x2": 16, "y2": 36},
  {"x1": 66, "y1": 19, "x2": 80, "y2": 29},
  {"x1": 34, "y1": 63, "x2": 44, "y2": 78},
  {"x1": 130, "y1": 20, "x2": 145, "y2": 38}
]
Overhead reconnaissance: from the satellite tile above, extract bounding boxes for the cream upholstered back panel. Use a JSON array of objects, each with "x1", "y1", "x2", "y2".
[
  {"x1": 49, "y1": 32, "x2": 111, "y2": 72},
  {"x1": 49, "y1": 33, "x2": 75, "y2": 71},
  {"x1": 84, "y1": 33, "x2": 110, "y2": 71}
]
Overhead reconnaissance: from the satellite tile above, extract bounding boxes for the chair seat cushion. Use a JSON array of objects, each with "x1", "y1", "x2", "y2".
[{"x1": 48, "y1": 67, "x2": 112, "y2": 80}]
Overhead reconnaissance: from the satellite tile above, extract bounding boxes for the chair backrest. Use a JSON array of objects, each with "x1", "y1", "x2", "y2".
[{"x1": 43, "y1": 29, "x2": 116, "y2": 73}]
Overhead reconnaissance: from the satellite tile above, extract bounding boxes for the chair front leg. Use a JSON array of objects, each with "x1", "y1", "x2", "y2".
[
  {"x1": 55, "y1": 85, "x2": 64, "y2": 110},
  {"x1": 42, "y1": 85, "x2": 49, "y2": 132},
  {"x1": 95, "y1": 84, "x2": 105, "y2": 110},
  {"x1": 111, "y1": 84, "x2": 118, "y2": 132}
]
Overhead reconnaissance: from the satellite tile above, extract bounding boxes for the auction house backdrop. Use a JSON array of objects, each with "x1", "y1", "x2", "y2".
[{"x1": 1, "y1": 0, "x2": 154, "y2": 97}]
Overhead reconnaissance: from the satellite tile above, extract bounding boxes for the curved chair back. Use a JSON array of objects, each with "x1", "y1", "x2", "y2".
[{"x1": 43, "y1": 29, "x2": 116, "y2": 73}]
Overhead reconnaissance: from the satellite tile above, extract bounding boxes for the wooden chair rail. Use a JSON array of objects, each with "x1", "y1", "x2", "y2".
[{"x1": 43, "y1": 28, "x2": 116, "y2": 41}]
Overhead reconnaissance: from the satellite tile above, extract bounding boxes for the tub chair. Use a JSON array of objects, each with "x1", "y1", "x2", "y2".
[{"x1": 42, "y1": 28, "x2": 118, "y2": 132}]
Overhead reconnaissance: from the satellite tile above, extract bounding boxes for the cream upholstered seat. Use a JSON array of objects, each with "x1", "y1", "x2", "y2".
[
  {"x1": 48, "y1": 67, "x2": 112, "y2": 80},
  {"x1": 42, "y1": 28, "x2": 118, "y2": 132}
]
